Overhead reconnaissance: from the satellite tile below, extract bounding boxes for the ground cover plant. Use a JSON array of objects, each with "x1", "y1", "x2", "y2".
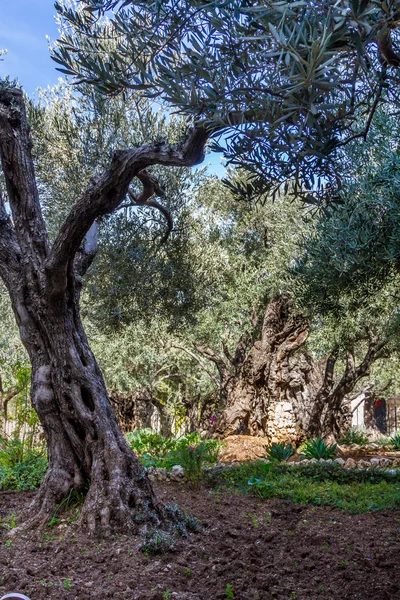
[{"x1": 204, "y1": 461, "x2": 400, "y2": 514}]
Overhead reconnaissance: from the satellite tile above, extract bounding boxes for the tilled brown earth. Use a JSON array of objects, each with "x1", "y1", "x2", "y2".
[{"x1": 0, "y1": 484, "x2": 399, "y2": 600}]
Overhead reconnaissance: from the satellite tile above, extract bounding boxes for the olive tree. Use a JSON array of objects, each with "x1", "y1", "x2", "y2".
[{"x1": 1, "y1": 0, "x2": 400, "y2": 531}]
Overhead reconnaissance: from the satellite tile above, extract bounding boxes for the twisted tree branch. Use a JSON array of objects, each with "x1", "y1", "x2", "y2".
[
  {"x1": 125, "y1": 170, "x2": 173, "y2": 244},
  {"x1": 45, "y1": 126, "x2": 210, "y2": 293}
]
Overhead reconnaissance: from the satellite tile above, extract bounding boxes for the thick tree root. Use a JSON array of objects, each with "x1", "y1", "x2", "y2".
[
  {"x1": 78, "y1": 474, "x2": 163, "y2": 535},
  {"x1": 11, "y1": 454, "x2": 183, "y2": 538},
  {"x1": 9, "y1": 467, "x2": 77, "y2": 534}
]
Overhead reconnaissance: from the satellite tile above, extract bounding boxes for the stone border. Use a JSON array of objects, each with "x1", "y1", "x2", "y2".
[
  {"x1": 296, "y1": 456, "x2": 400, "y2": 469},
  {"x1": 147, "y1": 455, "x2": 400, "y2": 481}
]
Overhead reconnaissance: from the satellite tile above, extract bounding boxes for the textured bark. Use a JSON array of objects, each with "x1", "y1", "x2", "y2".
[
  {"x1": 111, "y1": 390, "x2": 173, "y2": 437},
  {"x1": 216, "y1": 295, "x2": 317, "y2": 438},
  {"x1": 192, "y1": 295, "x2": 386, "y2": 441},
  {"x1": 0, "y1": 88, "x2": 210, "y2": 532}
]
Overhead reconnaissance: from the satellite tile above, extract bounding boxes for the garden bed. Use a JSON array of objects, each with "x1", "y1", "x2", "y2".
[{"x1": 1, "y1": 482, "x2": 400, "y2": 600}]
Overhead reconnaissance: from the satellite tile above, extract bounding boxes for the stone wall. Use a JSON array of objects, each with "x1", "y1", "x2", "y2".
[{"x1": 267, "y1": 400, "x2": 298, "y2": 444}]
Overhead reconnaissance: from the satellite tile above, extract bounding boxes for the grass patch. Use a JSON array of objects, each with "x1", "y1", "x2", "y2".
[{"x1": 204, "y1": 461, "x2": 400, "y2": 514}]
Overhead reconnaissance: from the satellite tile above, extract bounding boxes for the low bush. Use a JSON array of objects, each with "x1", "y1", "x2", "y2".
[
  {"x1": 265, "y1": 442, "x2": 295, "y2": 462},
  {"x1": 390, "y1": 432, "x2": 400, "y2": 449},
  {"x1": 0, "y1": 453, "x2": 47, "y2": 491},
  {"x1": 140, "y1": 528, "x2": 177, "y2": 555},
  {"x1": 301, "y1": 437, "x2": 337, "y2": 460},
  {"x1": 0, "y1": 434, "x2": 46, "y2": 491},
  {"x1": 171, "y1": 440, "x2": 220, "y2": 487},
  {"x1": 126, "y1": 430, "x2": 220, "y2": 472},
  {"x1": 339, "y1": 428, "x2": 369, "y2": 446},
  {"x1": 126, "y1": 429, "x2": 177, "y2": 459}
]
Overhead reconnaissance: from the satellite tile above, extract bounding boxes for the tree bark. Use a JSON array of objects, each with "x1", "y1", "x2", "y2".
[
  {"x1": 191, "y1": 295, "x2": 386, "y2": 442},
  {"x1": 0, "y1": 87, "x2": 210, "y2": 532}
]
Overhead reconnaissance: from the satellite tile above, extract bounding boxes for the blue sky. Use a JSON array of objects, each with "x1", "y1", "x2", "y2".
[
  {"x1": 0, "y1": 1, "x2": 225, "y2": 175},
  {"x1": 0, "y1": 1, "x2": 59, "y2": 94}
]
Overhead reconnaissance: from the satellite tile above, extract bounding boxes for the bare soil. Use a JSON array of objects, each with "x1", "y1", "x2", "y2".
[
  {"x1": 218, "y1": 436, "x2": 267, "y2": 463},
  {"x1": 0, "y1": 483, "x2": 399, "y2": 600}
]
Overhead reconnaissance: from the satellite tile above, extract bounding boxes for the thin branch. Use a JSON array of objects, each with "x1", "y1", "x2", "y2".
[
  {"x1": 45, "y1": 126, "x2": 210, "y2": 293},
  {"x1": 170, "y1": 344, "x2": 220, "y2": 389}
]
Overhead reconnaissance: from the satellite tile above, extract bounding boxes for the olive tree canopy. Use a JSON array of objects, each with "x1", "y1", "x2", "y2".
[{"x1": 54, "y1": 0, "x2": 400, "y2": 199}]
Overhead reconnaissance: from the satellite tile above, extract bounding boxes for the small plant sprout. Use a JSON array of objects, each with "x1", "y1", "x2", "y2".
[
  {"x1": 163, "y1": 590, "x2": 172, "y2": 599},
  {"x1": 5, "y1": 539, "x2": 12, "y2": 550},
  {"x1": 185, "y1": 567, "x2": 192, "y2": 577},
  {"x1": 246, "y1": 513, "x2": 259, "y2": 528},
  {"x1": 63, "y1": 578, "x2": 72, "y2": 590},
  {"x1": 226, "y1": 583, "x2": 235, "y2": 598}
]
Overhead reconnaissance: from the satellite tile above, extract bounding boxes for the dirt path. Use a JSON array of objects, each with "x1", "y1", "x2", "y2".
[{"x1": 0, "y1": 483, "x2": 399, "y2": 600}]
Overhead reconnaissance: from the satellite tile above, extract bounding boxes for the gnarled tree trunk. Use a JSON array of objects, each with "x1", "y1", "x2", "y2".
[
  {"x1": 184, "y1": 295, "x2": 387, "y2": 442},
  {"x1": 0, "y1": 87, "x2": 210, "y2": 532}
]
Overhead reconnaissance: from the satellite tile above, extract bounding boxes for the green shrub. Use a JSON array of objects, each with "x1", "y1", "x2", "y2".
[
  {"x1": 171, "y1": 440, "x2": 220, "y2": 487},
  {"x1": 126, "y1": 430, "x2": 220, "y2": 474},
  {"x1": 126, "y1": 429, "x2": 176, "y2": 458},
  {"x1": 301, "y1": 437, "x2": 337, "y2": 460},
  {"x1": 339, "y1": 428, "x2": 368, "y2": 446},
  {"x1": 0, "y1": 453, "x2": 47, "y2": 491},
  {"x1": 0, "y1": 434, "x2": 46, "y2": 492},
  {"x1": 0, "y1": 437, "x2": 25, "y2": 467},
  {"x1": 390, "y1": 432, "x2": 400, "y2": 449},
  {"x1": 265, "y1": 442, "x2": 295, "y2": 462}
]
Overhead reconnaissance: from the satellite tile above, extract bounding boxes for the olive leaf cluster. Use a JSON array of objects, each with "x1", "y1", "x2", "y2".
[
  {"x1": 292, "y1": 107, "x2": 400, "y2": 317},
  {"x1": 53, "y1": 0, "x2": 400, "y2": 200}
]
